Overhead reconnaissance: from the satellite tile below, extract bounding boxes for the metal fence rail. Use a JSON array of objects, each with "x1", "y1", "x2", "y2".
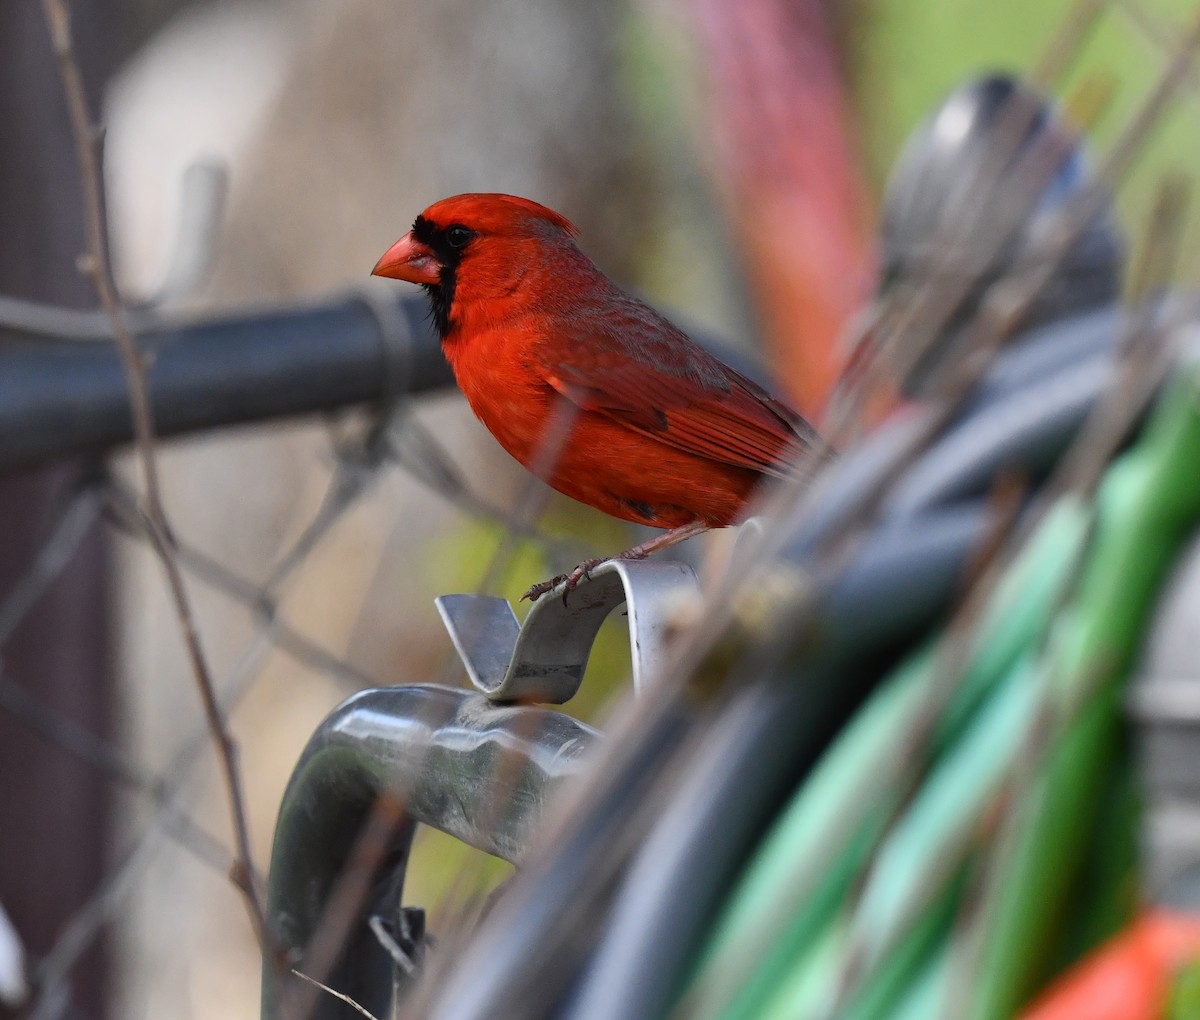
[{"x1": 0, "y1": 293, "x2": 450, "y2": 469}]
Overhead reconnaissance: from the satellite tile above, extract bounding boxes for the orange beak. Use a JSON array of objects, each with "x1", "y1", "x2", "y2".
[{"x1": 371, "y1": 231, "x2": 442, "y2": 285}]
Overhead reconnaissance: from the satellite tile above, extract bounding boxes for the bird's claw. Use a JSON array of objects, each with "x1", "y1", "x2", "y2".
[
  {"x1": 521, "y1": 573, "x2": 569, "y2": 603},
  {"x1": 521, "y1": 558, "x2": 607, "y2": 604}
]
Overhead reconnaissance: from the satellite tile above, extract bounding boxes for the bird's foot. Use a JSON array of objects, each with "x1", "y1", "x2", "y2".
[
  {"x1": 521, "y1": 557, "x2": 607, "y2": 604},
  {"x1": 520, "y1": 574, "x2": 568, "y2": 604}
]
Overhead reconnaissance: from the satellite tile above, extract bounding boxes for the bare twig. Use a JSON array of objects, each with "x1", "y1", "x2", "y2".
[
  {"x1": 38, "y1": 0, "x2": 271, "y2": 949},
  {"x1": 1030, "y1": 0, "x2": 1107, "y2": 87},
  {"x1": 290, "y1": 970, "x2": 381, "y2": 1020}
]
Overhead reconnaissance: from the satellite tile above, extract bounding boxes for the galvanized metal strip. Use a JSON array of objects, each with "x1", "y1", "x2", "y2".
[{"x1": 436, "y1": 558, "x2": 700, "y2": 704}]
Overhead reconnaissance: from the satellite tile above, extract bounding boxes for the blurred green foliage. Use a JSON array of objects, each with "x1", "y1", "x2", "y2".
[{"x1": 1169, "y1": 958, "x2": 1200, "y2": 1020}]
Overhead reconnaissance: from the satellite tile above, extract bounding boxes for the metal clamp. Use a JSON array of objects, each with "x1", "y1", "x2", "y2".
[
  {"x1": 262, "y1": 683, "x2": 599, "y2": 1020},
  {"x1": 436, "y1": 558, "x2": 700, "y2": 704}
]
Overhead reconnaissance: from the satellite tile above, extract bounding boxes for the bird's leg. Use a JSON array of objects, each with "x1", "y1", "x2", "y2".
[
  {"x1": 617, "y1": 519, "x2": 712, "y2": 561},
  {"x1": 522, "y1": 520, "x2": 711, "y2": 603}
]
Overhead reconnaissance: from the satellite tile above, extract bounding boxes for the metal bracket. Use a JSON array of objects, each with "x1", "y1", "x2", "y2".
[
  {"x1": 435, "y1": 558, "x2": 700, "y2": 704},
  {"x1": 262, "y1": 683, "x2": 598, "y2": 1020}
]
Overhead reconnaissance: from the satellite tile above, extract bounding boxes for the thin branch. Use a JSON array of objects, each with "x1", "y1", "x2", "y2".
[
  {"x1": 38, "y1": 0, "x2": 272, "y2": 951},
  {"x1": 290, "y1": 971, "x2": 381, "y2": 1020}
]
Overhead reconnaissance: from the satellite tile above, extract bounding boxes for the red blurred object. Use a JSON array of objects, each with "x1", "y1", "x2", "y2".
[
  {"x1": 686, "y1": 0, "x2": 875, "y2": 423},
  {"x1": 1019, "y1": 911, "x2": 1200, "y2": 1020}
]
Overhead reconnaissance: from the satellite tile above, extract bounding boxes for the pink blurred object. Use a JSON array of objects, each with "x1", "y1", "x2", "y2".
[{"x1": 686, "y1": 0, "x2": 875, "y2": 423}]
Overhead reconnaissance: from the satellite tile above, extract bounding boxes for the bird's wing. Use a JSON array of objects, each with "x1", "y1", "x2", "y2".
[{"x1": 536, "y1": 303, "x2": 818, "y2": 478}]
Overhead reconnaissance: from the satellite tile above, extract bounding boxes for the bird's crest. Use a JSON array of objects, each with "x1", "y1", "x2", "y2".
[{"x1": 417, "y1": 193, "x2": 579, "y2": 239}]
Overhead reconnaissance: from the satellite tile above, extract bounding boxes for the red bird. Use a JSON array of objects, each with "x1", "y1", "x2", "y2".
[{"x1": 372, "y1": 193, "x2": 820, "y2": 601}]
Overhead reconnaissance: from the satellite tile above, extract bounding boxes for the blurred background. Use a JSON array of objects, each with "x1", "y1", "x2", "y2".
[{"x1": 3, "y1": 0, "x2": 1200, "y2": 1017}]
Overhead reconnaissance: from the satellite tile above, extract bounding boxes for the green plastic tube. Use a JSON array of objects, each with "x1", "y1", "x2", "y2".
[
  {"x1": 960, "y1": 366, "x2": 1200, "y2": 1020},
  {"x1": 683, "y1": 505, "x2": 1088, "y2": 1019}
]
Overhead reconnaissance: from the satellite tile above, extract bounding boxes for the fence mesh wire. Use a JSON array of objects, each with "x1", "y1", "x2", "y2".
[{"x1": 2, "y1": 403, "x2": 586, "y2": 1017}]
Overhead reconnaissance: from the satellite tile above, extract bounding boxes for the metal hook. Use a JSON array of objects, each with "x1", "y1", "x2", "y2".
[{"x1": 436, "y1": 558, "x2": 701, "y2": 704}]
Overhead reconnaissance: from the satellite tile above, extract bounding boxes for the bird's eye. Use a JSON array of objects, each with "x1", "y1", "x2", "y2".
[{"x1": 446, "y1": 225, "x2": 474, "y2": 249}]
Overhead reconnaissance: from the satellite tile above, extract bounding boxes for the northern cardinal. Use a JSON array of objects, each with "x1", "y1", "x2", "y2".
[{"x1": 372, "y1": 193, "x2": 821, "y2": 601}]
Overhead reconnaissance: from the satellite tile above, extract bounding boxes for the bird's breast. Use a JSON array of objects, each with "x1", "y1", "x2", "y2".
[{"x1": 442, "y1": 325, "x2": 554, "y2": 468}]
